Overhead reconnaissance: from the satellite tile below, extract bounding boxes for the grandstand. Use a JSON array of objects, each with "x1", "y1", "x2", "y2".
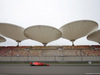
[
  {"x1": 0, "y1": 45, "x2": 100, "y2": 63},
  {"x1": 0, "y1": 20, "x2": 100, "y2": 63}
]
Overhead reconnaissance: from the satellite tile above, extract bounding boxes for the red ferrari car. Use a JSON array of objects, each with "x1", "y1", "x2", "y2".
[{"x1": 30, "y1": 62, "x2": 49, "y2": 66}]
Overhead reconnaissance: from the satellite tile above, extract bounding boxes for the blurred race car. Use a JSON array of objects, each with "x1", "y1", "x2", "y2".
[{"x1": 30, "y1": 62, "x2": 49, "y2": 66}]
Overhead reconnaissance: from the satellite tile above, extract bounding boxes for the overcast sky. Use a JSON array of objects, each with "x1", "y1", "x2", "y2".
[{"x1": 0, "y1": 0, "x2": 100, "y2": 46}]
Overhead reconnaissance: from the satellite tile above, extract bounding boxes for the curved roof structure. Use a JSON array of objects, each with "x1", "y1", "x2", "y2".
[
  {"x1": 0, "y1": 36, "x2": 6, "y2": 43},
  {"x1": 0, "y1": 23, "x2": 27, "y2": 46},
  {"x1": 60, "y1": 20, "x2": 98, "y2": 45},
  {"x1": 87, "y1": 30, "x2": 100, "y2": 44},
  {"x1": 24, "y1": 25, "x2": 62, "y2": 46}
]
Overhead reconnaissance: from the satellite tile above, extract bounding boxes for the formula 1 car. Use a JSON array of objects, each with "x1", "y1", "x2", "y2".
[{"x1": 30, "y1": 62, "x2": 49, "y2": 66}]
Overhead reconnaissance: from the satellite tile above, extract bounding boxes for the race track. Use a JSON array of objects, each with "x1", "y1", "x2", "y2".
[{"x1": 0, "y1": 64, "x2": 100, "y2": 75}]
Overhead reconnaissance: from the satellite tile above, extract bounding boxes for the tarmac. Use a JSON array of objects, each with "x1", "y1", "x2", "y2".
[{"x1": 0, "y1": 64, "x2": 100, "y2": 75}]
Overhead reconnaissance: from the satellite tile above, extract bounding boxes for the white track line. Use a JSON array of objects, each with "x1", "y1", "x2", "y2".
[{"x1": 85, "y1": 73, "x2": 100, "y2": 75}]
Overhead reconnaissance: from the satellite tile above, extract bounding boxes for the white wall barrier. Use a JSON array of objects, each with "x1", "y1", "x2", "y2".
[
  {"x1": 0, "y1": 57, "x2": 11, "y2": 61},
  {"x1": 0, "y1": 56, "x2": 100, "y2": 62}
]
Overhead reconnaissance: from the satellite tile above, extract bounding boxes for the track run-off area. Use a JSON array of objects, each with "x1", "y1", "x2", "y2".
[{"x1": 0, "y1": 64, "x2": 100, "y2": 75}]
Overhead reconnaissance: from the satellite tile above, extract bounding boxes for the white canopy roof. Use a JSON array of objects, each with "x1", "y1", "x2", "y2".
[
  {"x1": 87, "y1": 30, "x2": 100, "y2": 44},
  {"x1": 24, "y1": 25, "x2": 62, "y2": 46},
  {"x1": 0, "y1": 23, "x2": 27, "y2": 42},
  {"x1": 60, "y1": 20, "x2": 98, "y2": 45}
]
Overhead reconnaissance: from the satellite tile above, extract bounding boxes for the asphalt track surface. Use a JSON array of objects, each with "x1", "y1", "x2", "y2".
[{"x1": 0, "y1": 64, "x2": 100, "y2": 75}]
